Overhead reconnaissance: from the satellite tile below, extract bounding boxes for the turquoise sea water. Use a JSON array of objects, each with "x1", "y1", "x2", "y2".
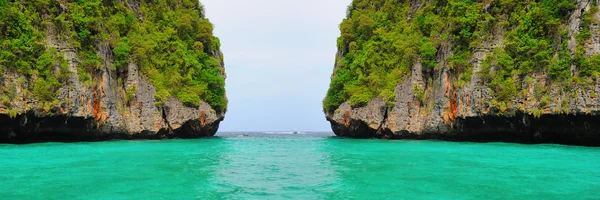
[{"x1": 0, "y1": 132, "x2": 599, "y2": 199}]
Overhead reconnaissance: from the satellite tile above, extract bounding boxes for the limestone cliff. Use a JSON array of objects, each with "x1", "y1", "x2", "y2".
[
  {"x1": 0, "y1": 1, "x2": 226, "y2": 143},
  {"x1": 325, "y1": 0, "x2": 600, "y2": 145}
]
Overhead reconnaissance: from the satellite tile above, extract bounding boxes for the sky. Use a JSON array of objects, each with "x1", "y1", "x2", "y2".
[{"x1": 201, "y1": 0, "x2": 351, "y2": 132}]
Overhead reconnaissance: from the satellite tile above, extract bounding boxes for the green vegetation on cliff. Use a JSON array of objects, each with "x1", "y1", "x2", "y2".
[
  {"x1": 0, "y1": 0, "x2": 226, "y2": 112},
  {"x1": 324, "y1": 0, "x2": 597, "y2": 114}
]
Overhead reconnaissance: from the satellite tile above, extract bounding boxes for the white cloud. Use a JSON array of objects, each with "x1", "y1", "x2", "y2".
[{"x1": 201, "y1": 0, "x2": 351, "y2": 131}]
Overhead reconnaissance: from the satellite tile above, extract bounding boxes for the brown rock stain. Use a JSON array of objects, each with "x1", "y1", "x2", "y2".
[
  {"x1": 343, "y1": 110, "x2": 351, "y2": 126},
  {"x1": 93, "y1": 90, "x2": 101, "y2": 120},
  {"x1": 99, "y1": 73, "x2": 105, "y2": 95},
  {"x1": 92, "y1": 89, "x2": 108, "y2": 124},
  {"x1": 544, "y1": 108, "x2": 551, "y2": 114},
  {"x1": 450, "y1": 90, "x2": 457, "y2": 120},
  {"x1": 200, "y1": 110, "x2": 207, "y2": 126},
  {"x1": 443, "y1": 89, "x2": 458, "y2": 124}
]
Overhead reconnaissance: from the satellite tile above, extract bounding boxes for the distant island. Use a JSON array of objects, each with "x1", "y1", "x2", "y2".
[
  {"x1": 324, "y1": 0, "x2": 600, "y2": 146},
  {"x1": 0, "y1": 0, "x2": 226, "y2": 143}
]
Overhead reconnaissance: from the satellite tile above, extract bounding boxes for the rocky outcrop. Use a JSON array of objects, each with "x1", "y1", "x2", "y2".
[
  {"x1": 0, "y1": 3, "x2": 225, "y2": 143},
  {"x1": 325, "y1": 0, "x2": 600, "y2": 146}
]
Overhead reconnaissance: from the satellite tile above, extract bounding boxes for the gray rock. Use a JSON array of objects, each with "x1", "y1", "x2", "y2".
[
  {"x1": 325, "y1": 1, "x2": 600, "y2": 146},
  {"x1": 0, "y1": 20, "x2": 225, "y2": 143}
]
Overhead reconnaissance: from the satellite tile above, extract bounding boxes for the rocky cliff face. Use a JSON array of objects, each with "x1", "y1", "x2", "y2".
[
  {"x1": 0, "y1": 1, "x2": 226, "y2": 143},
  {"x1": 325, "y1": 0, "x2": 600, "y2": 146}
]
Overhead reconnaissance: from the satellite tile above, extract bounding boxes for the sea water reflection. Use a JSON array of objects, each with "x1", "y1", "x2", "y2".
[{"x1": 209, "y1": 132, "x2": 340, "y2": 199}]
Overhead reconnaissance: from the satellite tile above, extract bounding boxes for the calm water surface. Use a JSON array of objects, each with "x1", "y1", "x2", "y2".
[{"x1": 0, "y1": 132, "x2": 599, "y2": 199}]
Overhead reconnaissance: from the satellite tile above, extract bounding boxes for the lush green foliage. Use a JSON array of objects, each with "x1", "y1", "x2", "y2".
[
  {"x1": 0, "y1": 0, "x2": 226, "y2": 112},
  {"x1": 0, "y1": 1, "x2": 70, "y2": 105},
  {"x1": 324, "y1": 0, "x2": 594, "y2": 113},
  {"x1": 325, "y1": 0, "x2": 486, "y2": 112}
]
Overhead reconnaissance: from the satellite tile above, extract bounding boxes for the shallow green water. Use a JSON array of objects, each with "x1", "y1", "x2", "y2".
[{"x1": 1, "y1": 132, "x2": 599, "y2": 199}]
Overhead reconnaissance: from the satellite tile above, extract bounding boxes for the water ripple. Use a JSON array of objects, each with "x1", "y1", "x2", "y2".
[{"x1": 0, "y1": 132, "x2": 598, "y2": 199}]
